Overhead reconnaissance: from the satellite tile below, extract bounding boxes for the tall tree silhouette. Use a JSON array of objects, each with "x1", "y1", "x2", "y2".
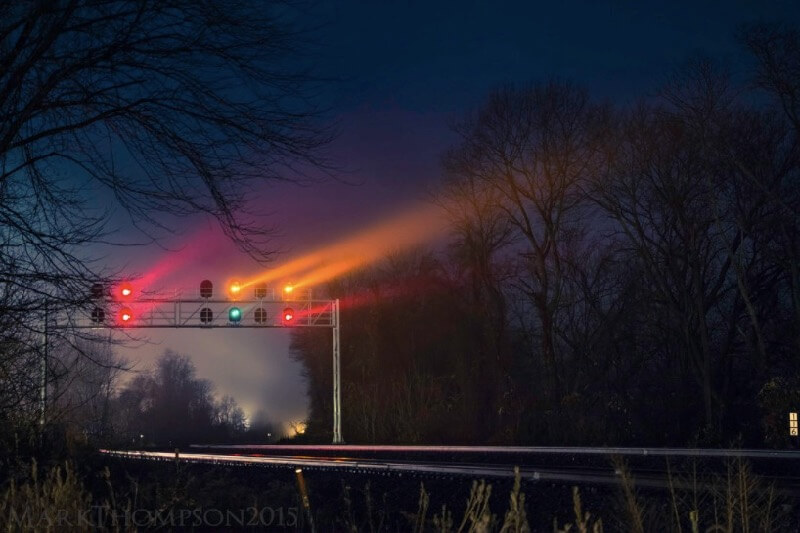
[{"x1": 0, "y1": 0, "x2": 329, "y2": 431}]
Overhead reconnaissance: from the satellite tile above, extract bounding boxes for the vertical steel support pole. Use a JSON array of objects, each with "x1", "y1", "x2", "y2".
[
  {"x1": 39, "y1": 302, "x2": 48, "y2": 430},
  {"x1": 332, "y1": 298, "x2": 343, "y2": 443}
]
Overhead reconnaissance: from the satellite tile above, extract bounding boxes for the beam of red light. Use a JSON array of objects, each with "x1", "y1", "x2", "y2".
[{"x1": 136, "y1": 227, "x2": 223, "y2": 291}]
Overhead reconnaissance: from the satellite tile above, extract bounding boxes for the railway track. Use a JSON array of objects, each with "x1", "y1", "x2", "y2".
[{"x1": 99, "y1": 445, "x2": 800, "y2": 493}]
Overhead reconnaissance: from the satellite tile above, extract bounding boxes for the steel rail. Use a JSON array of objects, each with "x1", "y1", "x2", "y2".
[
  {"x1": 99, "y1": 449, "x2": 800, "y2": 493},
  {"x1": 188, "y1": 444, "x2": 800, "y2": 460}
]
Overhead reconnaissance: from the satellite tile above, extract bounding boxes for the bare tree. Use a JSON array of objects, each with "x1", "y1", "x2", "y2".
[
  {"x1": 49, "y1": 337, "x2": 127, "y2": 445},
  {"x1": 593, "y1": 58, "x2": 797, "y2": 438},
  {"x1": 739, "y1": 24, "x2": 800, "y2": 354},
  {"x1": 0, "y1": 0, "x2": 329, "y2": 432},
  {"x1": 439, "y1": 139, "x2": 518, "y2": 437},
  {"x1": 216, "y1": 394, "x2": 246, "y2": 436},
  {"x1": 444, "y1": 82, "x2": 611, "y2": 418},
  {"x1": 740, "y1": 23, "x2": 800, "y2": 135},
  {"x1": 114, "y1": 350, "x2": 219, "y2": 446}
]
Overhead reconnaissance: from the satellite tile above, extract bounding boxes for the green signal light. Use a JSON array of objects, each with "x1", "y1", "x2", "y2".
[{"x1": 228, "y1": 307, "x2": 242, "y2": 323}]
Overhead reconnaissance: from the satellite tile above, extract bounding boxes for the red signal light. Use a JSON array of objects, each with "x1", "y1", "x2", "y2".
[
  {"x1": 283, "y1": 307, "x2": 294, "y2": 323},
  {"x1": 119, "y1": 282, "x2": 133, "y2": 298},
  {"x1": 119, "y1": 307, "x2": 133, "y2": 324}
]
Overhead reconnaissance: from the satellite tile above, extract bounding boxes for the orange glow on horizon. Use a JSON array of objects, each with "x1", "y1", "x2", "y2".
[{"x1": 242, "y1": 202, "x2": 446, "y2": 291}]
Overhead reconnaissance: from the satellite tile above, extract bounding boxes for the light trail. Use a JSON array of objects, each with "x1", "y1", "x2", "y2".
[
  {"x1": 100, "y1": 449, "x2": 620, "y2": 485},
  {"x1": 242, "y1": 202, "x2": 447, "y2": 291},
  {"x1": 99, "y1": 447, "x2": 800, "y2": 492},
  {"x1": 136, "y1": 227, "x2": 221, "y2": 291}
]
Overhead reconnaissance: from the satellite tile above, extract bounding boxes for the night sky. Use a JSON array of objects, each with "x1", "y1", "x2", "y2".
[{"x1": 111, "y1": 0, "x2": 800, "y2": 431}]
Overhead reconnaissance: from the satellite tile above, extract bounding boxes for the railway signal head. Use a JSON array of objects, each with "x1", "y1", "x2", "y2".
[
  {"x1": 200, "y1": 280, "x2": 213, "y2": 298},
  {"x1": 254, "y1": 283, "x2": 267, "y2": 299},
  {"x1": 228, "y1": 306, "x2": 242, "y2": 323},
  {"x1": 90, "y1": 283, "x2": 105, "y2": 299},
  {"x1": 254, "y1": 307, "x2": 267, "y2": 324},
  {"x1": 91, "y1": 307, "x2": 105, "y2": 323},
  {"x1": 282, "y1": 307, "x2": 294, "y2": 324},
  {"x1": 200, "y1": 307, "x2": 213, "y2": 324}
]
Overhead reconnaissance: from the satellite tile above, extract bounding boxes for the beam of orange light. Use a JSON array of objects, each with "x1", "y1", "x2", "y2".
[
  {"x1": 241, "y1": 249, "x2": 327, "y2": 289},
  {"x1": 292, "y1": 256, "x2": 366, "y2": 290},
  {"x1": 243, "y1": 202, "x2": 447, "y2": 290}
]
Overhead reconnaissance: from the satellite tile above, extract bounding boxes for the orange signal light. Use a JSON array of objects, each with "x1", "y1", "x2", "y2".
[
  {"x1": 283, "y1": 284, "x2": 293, "y2": 294},
  {"x1": 229, "y1": 280, "x2": 242, "y2": 296}
]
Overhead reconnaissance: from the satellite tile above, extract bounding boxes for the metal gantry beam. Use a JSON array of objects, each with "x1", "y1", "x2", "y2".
[
  {"x1": 48, "y1": 292, "x2": 344, "y2": 444},
  {"x1": 65, "y1": 298, "x2": 335, "y2": 329}
]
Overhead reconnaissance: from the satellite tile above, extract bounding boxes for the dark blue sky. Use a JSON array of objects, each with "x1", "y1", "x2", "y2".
[
  {"x1": 116, "y1": 0, "x2": 800, "y2": 431},
  {"x1": 316, "y1": 0, "x2": 797, "y2": 109},
  {"x1": 274, "y1": 0, "x2": 800, "y2": 243}
]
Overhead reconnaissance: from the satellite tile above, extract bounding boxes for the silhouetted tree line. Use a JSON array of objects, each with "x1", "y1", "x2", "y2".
[
  {"x1": 53, "y1": 348, "x2": 279, "y2": 449},
  {"x1": 292, "y1": 24, "x2": 800, "y2": 447}
]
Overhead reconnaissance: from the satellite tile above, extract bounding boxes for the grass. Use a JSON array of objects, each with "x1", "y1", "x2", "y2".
[
  {"x1": 0, "y1": 460, "x2": 131, "y2": 532},
  {"x1": 0, "y1": 457, "x2": 791, "y2": 532}
]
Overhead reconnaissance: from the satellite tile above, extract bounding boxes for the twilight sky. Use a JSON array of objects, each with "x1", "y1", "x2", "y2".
[{"x1": 111, "y1": 0, "x2": 800, "y2": 433}]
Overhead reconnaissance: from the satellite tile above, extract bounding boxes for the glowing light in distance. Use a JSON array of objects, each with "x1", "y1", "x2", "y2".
[{"x1": 284, "y1": 284, "x2": 293, "y2": 294}]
